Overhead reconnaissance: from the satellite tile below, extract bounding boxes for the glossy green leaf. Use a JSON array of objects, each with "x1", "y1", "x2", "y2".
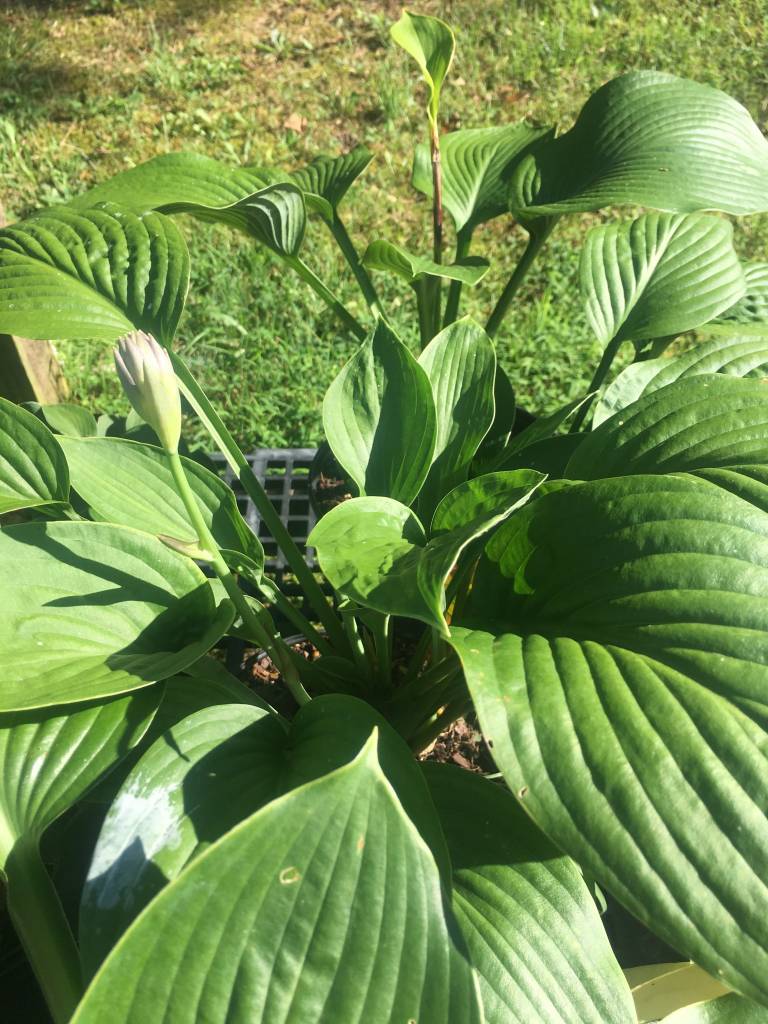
[
  {"x1": 80, "y1": 703, "x2": 283, "y2": 975},
  {"x1": 580, "y1": 212, "x2": 745, "y2": 349},
  {"x1": 663, "y1": 993, "x2": 768, "y2": 1022},
  {"x1": 311, "y1": 477, "x2": 541, "y2": 634},
  {"x1": 39, "y1": 403, "x2": 99, "y2": 438},
  {"x1": 59, "y1": 436, "x2": 263, "y2": 579},
  {"x1": 290, "y1": 145, "x2": 373, "y2": 213},
  {"x1": 0, "y1": 397, "x2": 69, "y2": 514},
  {"x1": 450, "y1": 474, "x2": 768, "y2": 1005},
  {"x1": 509, "y1": 71, "x2": 768, "y2": 217},
  {"x1": 412, "y1": 124, "x2": 553, "y2": 232},
  {"x1": 712, "y1": 262, "x2": 768, "y2": 329},
  {"x1": 161, "y1": 181, "x2": 306, "y2": 259},
  {"x1": 322, "y1": 320, "x2": 437, "y2": 505},
  {"x1": 68, "y1": 152, "x2": 275, "y2": 212},
  {"x1": 81, "y1": 698, "x2": 453, "y2": 982},
  {"x1": 75, "y1": 738, "x2": 480, "y2": 1024},
  {"x1": 424, "y1": 764, "x2": 635, "y2": 1023},
  {"x1": 0, "y1": 690, "x2": 159, "y2": 867},
  {"x1": 432, "y1": 469, "x2": 545, "y2": 533},
  {"x1": 0, "y1": 203, "x2": 189, "y2": 344},
  {"x1": 362, "y1": 239, "x2": 489, "y2": 286},
  {"x1": 417, "y1": 318, "x2": 496, "y2": 520},
  {"x1": 568, "y1": 374, "x2": 768, "y2": 479},
  {"x1": 390, "y1": 10, "x2": 455, "y2": 125},
  {"x1": 594, "y1": 335, "x2": 768, "y2": 426},
  {"x1": 0, "y1": 520, "x2": 233, "y2": 711}
]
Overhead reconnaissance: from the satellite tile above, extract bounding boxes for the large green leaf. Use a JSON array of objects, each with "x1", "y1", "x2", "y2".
[
  {"x1": 0, "y1": 203, "x2": 189, "y2": 343},
  {"x1": 0, "y1": 397, "x2": 69, "y2": 514},
  {"x1": 663, "y1": 993, "x2": 768, "y2": 1022},
  {"x1": 0, "y1": 690, "x2": 159, "y2": 868},
  {"x1": 450, "y1": 473, "x2": 768, "y2": 1005},
  {"x1": 712, "y1": 262, "x2": 768, "y2": 329},
  {"x1": 509, "y1": 71, "x2": 768, "y2": 217},
  {"x1": 311, "y1": 474, "x2": 542, "y2": 634},
  {"x1": 424, "y1": 764, "x2": 635, "y2": 1023},
  {"x1": 417, "y1": 319, "x2": 496, "y2": 520},
  {"x1": 362, "y1": 239, "x2": 489, "y2": 286},
  {"x1": 432, "y1": 469, "x2": 545, "y2": 533},
  {"x1": 568, "y1": 374, "x2": 768, "y2": 479},
  {"x1": 322, "y1": 320, "x2": 437, "y2": 505},
  {"x1": 74, "y1": 734, "x2": 480, "y2": 1024},
  {"x1": 80, "y1": 694, "x2": 450, "y2": 975},
  {"x1": 412, "y1": 124, "x2": 553, "y2": 233},
  {"x1": 0, "y1": 521, "x2": 233, "y2": 711},
  {"x1": 290, "y1": 145, "x2": 373, "y2": 213},
  {"x1": 80, "y1": 703, "x2": 282, "y2": 975},
  {"x1": 593, "y1": 335, "x2": 768, "y2": 426},
  {"x1": 390, "y1": 10, "x2": 455, "y2": 125},
  {"x1": 161, "y1": 181, "x2": 306, "y2": 259},
  {"x1": 39, "y1": 403, "x2": 99, "y2": 438},
  {"x1": 68, "y1": 152, "x2": 274, "y2": 212},
  {"x1": 60, "y1": 436, "x2": 263, "y2": 578},
  {"x1": 580, "y1": 213, "x2": 745, "y2": 349}
]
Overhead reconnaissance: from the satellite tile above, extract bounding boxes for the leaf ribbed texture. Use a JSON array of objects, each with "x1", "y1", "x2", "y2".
[
  {"x1": 74, "y1": 741, "x2": 481, "y2": 1024},
  {"x1": 569, "y1": 374, "x2": 768, "y2": 478},
  {"x1": 580, "y1": 212, "x2": 745, "y2": 348},
  {"x1": 594, "y1": 335, "x2": 768, "y2": 426},
  {"x1": 424, "y1": 764, "x2": 634, "y2": 1023},
  {"x1": 412, "y1": 124, "x2": 552, "y2": 232},
  {"x1": 0, "y1": 203, "x2": 188, "y2": 343},
  {"x1": 0, "y1": 398, "x2": 69, "y2": 514},
  {"x1": 451, "y1": 474, "x2": 768, "y2": 1005},
  {"x1": 510, "y1": 71, "x2": 768, "y2": 216}
]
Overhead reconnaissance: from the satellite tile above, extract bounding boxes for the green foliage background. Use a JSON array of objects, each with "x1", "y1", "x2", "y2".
[{"x1": 1, "y1": 0, "x2": 766, "y2": 448}]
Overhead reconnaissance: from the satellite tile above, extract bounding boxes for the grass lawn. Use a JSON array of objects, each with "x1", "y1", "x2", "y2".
[{"x1": 2, "y1": 0, "x2": 767, "y2": 449}]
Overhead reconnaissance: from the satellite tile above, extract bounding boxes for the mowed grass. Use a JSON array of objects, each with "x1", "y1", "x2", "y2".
[{"x1": 1, "y1": 0, "x2": 767, "y2": 448}]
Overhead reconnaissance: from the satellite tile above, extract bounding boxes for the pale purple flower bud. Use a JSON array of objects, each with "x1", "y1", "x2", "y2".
[{"x1": 114, "y1": 330, "x2": 182, "y2": 452}]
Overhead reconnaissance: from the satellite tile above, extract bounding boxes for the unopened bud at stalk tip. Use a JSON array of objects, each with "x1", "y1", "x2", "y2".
[{"x1": 114, "y1": 330, "x2": 182, "y2": 453}]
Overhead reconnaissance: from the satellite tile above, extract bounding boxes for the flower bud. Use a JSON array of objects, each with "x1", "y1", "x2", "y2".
[{"x1": 114, "y1": 330, "x2": 182, "y2": 452}]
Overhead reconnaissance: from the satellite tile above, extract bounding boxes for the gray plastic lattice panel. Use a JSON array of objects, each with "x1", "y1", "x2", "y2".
[{"x1": 210, "y1": 447, "x2": 318, "y2": 579}]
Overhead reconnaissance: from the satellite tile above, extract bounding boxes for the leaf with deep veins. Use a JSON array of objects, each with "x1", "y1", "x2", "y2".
[
  {"x1": 509, "y1": 71, "x2": 768, "y2": 217},
  {"x1": 74, "y1": 734, "x2": 480, "y2": 1024},
  {"x1": 450, "y1": 473, "x2": 768, "y2": 1006},
  {"x1": 0, "y1": 203, "x2": 189, "y2": 343}
]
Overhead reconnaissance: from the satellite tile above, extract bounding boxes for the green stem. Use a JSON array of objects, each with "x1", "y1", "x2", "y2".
[
  {"x1": 327, "y1": 214, "x2": 384, "y2": 319},
  {"x1": 371, "y1": 613, "x2": 392, "y2": 688},
  {"x1": 4, "y1": 841, "x2": 82, "y2": 1024},
  {"x1": 170, "y1": 353, "x2": 348, "y2": 652},
  {"x1": 570, "y1": 334, "x2": 623, "y2": 433},
  {"x1": 430, "y1": 116, "x2": 443, "y2": 328},
  {"x1": 286, "y1": 255, "x2": 366, "y2": 340},
  {"x1": 340, "y1": 604, "x2": 370, "y2": 681},
  {"x1": 485, "y1": 227, "x2": 553, "y2": 339},
  {"x1": 443, "y1": 227, "x2": 473, "y2": 327},
  {"x1": 168, "y1": 449, "x2": 311, "y2": 706}
]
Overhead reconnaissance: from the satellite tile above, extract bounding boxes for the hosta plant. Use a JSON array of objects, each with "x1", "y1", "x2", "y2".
[{"x1": 2, "y1": 9, "x2": 768, "y2": 1023}]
